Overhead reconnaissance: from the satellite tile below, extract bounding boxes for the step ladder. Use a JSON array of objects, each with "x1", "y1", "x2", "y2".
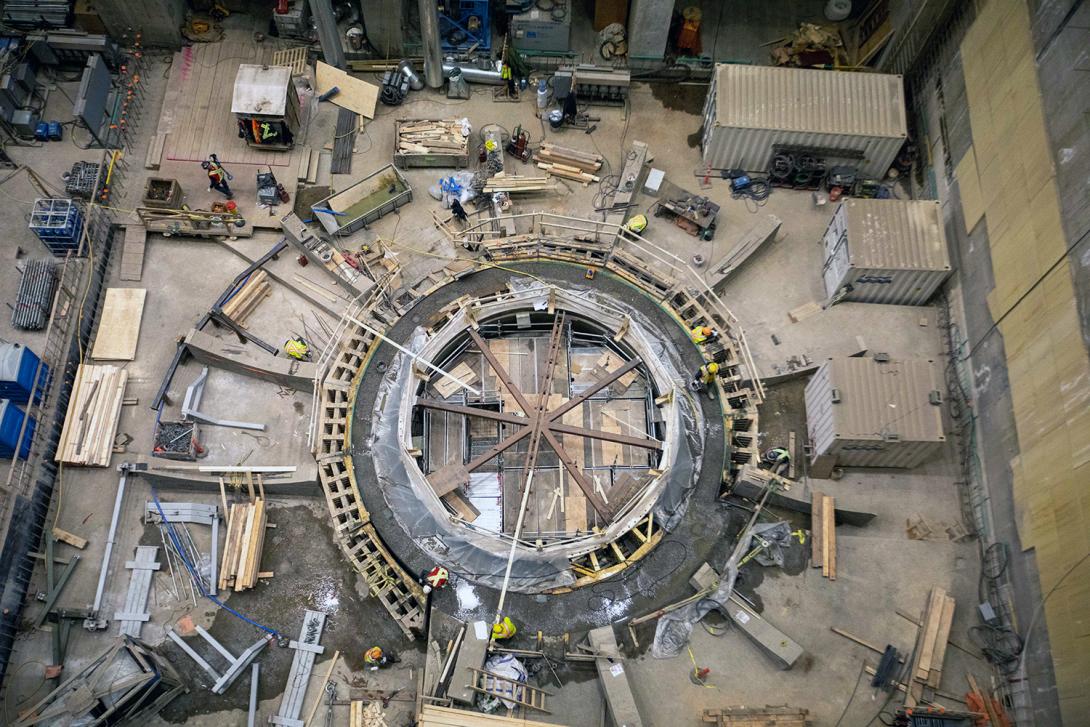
[{"x1": 466, "y1": 667, "x2": 551, "y2": 713}]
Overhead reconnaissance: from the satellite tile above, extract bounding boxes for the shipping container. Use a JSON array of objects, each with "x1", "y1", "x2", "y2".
[
  {"x1": 804, "y1": 357, "x2": 945, "y2": 469},
  {"x1": 0, "y1": 343, "x2": 48, "y2": 404},
  {"x1": 0, "y1": 399, "x2": 36, "y2": 459},
  {"x1": 822, "y1": 199, "x2": 951, "y2": 305},
  {"x1": 701, "y1": 64, "x2": 907, "y2": 179}
]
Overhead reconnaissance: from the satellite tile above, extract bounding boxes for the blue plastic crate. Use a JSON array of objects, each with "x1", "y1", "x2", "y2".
[
  {"x1": 0, "y1": 343, "x2": 48, "y2": 404},
  {"x1": 0, "y1": 400, "x2": 35, "y2": 459},
  {"x1": 29, "y1": 198, "x2": 83, "y2": 254}
]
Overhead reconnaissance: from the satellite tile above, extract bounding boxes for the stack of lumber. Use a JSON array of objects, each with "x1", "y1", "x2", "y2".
[
  {"x1": 905, "y1": 587, "x2": 956, "y2": 706},
  {"x1": 810, "y1": 490, "x2": 836, "y2": 579},
  {"x1": 56, "y1": 364, "x2": 128, "y2": 466},
  {"x1": 535, "y1": 143, "x2": 603, "y2": 185},
  {"x1": 535, "y1": 143, "x2": 603, "y2": 172},
  {"x1": 702, "y1": 707, "x2": 810, "y2": 726},
  {"x1": 221, "y1": 270, "x2": 271, "y2": 327},
  {"x1": 417, "y1": 705, "x2": 567, "y2": 727},
  {"x1": 482, "y1": 172, "x2": 555, "y2": 194},
  {"x1": 397, "y1": 119, "x2": 469, "y2": 155},
  {"x1": 219, "y1": 494, "x2": 268, "y2": 591}
]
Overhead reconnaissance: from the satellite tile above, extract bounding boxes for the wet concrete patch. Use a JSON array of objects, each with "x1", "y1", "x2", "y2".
[
  {"x1": 648, "y1": 82, "x2": 708, "y2": 115},
  {"x1": 157, "y1": 504, "x2": 418, "y2": 722}
]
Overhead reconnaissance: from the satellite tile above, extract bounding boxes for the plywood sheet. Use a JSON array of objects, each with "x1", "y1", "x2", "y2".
[
  {"x1": 91, "y1": 288, "x2": 147, "y2": 361},
  {"x1": 315, "y1": 62, "x2": 378, "y2": 119},
  {"x1": 955, "y1": 147, "x2": 984, "y2": 234}
]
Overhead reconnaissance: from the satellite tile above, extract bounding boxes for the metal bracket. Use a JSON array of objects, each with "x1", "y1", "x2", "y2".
[{"x1": 182, "y1": 367, "x2": 267, "y2": 431}]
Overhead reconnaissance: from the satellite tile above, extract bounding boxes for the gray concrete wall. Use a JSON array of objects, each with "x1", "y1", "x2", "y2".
[
  {"x1": 93, "y1": 0, "x2": 186, "y2": 48},
  {"x1": 628, "y1": 0, "x2": 674, "y2": 60}
]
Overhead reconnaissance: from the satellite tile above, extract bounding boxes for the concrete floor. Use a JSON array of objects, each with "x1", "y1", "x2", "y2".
[{"x1": 0, "y1": 32, "x2": 992, "y2": 727}]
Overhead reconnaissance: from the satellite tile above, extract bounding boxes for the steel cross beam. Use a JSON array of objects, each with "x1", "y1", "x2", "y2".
[
  {"x1": 466, "y1": 327, "x2": 535, "y2": 414},
  {"x1": 546, "y1": 358, "x2": 642, "y2": 422},
  {"x1": 418, "y1": 398, "x2": 661, "y2": 451},
  {"x1": 541, "y1": 428, "x2": 610, "y2": 517},
  {"x1": 516, "y1": 312, "x2": 567, "y2": 484}
]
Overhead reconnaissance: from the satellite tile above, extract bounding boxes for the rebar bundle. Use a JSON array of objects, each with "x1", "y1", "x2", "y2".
[
  {"x1": 64, "y1": 162, "x2": 100, "y2": 199},
  {"x1": 12, "y1": 260, "x2": 57, "y2": 330}
]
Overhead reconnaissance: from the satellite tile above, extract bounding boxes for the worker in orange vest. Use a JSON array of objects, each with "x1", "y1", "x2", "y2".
[{"x1": 363, "y1": 646, "x2": 399, "y2": 670}]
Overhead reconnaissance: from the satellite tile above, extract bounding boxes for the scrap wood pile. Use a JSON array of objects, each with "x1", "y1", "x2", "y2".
[
  {"x1": 56, "y1": 364, "x2": 128, "y2": 466},
  {"x1": 220, "y1": 269, "x2": 271, "y2": 327},
  {"x1": 534, "y1": 143, "x2": 602, "y2": 185},
  {"x1": 482, "y1": 172, "x2": 555, "y2": 194},
  {"x1": 350, "y1": 700, "x2": 387, "y2": 727},
  {"x1": 905, "y1": 586, "x2": 956, "y2": 707},
  {"x1": 396, "y1": 119, "x2": 469, "y2": 155},
  {"x1": 770, "y1": 23, "x2": 847, "y2": 67},
  {"x1": 219, "y1": 479, "x2": 269, "y2": 591}
]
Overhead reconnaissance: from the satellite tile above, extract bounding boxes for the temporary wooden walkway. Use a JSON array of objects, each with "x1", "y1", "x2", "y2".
[{"x1": 154, "y1": 38, "x2": 310, "y2": 170}]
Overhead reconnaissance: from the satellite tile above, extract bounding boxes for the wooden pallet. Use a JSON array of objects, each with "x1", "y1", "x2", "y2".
[
  {"x1": 272, "y1": 46, "x2": 309, "y2": 75},
  {"x1": 119, "y1": 224, "x2": 147, "y2": 281},
  {"x1": 467, "y1": 667, "x2": 550, "y2": 713}
]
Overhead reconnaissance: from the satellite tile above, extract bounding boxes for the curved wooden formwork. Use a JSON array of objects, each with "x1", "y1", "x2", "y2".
[{"x1": 310, "y1": 213, "x2": 767, "y2": 628}]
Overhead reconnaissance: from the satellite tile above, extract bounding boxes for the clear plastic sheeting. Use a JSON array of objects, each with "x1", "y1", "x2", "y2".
[
  {"x1": 749, "y1": 521, "x2": 792, "y2": 567},
  {"x1": 362, "y1": 277, "x2": 710, "y2": 593}
]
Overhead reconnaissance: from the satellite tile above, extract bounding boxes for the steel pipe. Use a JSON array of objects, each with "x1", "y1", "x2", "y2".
[{"x1": 417, "y1": 0, "x2": 444, "y2": 88}]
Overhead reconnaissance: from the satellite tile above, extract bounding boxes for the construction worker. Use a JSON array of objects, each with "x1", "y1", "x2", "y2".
[
  {"x1": 203, "y1": 157, "x2": 232, "y2": 199},
  {"x1": 624, "y1": 214, "x2": 648, "y2": 235},
  {"x1": 284, "y1": 337, "x2": 310, "y2": 361},
  {"x1": 690, "y1": 361, "x2": 719, "y2": 392},
  {"x1": 491, "y1": 616, "x2": 517, "y2": 641},
  {"x1": 421, "y1": 565, "x2": 449, "y2": 594},
  {"x1": 690, "y1": 326, "x2": 719, "y2": 345},
  {"x1": 363, "y1": 646, "x2": 399, "y2": 670},
  {"x1": 450, "y1": 198, "x2": 468, "y2": 225},
  {"x1": 762, "y1": 447, "x2": 791, "y2": 475}
]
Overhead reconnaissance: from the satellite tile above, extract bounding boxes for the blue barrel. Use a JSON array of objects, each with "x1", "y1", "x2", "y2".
[
  {"x1": 0, "y1": 400, "x2": 35, "y2": 459},
  {"x1": 0, "y1": 343, "x2": 48, "y2": 404}
]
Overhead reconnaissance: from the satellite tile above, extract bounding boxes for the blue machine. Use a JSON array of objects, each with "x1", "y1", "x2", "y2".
[
  {"x1": 48, "y1": 120, "x2": 63, "y2": 140},
  {"x1": 0, "y1": 400, "x2": 36, "y2": 460},
  {"x1": 439, "y1": 0, "x2": 491, "y2": 52},
  {"x1": 34, "y1": 121, "x2": 49, "y2": 141},
  {"x1": 0, "y1": 343, "x2": 49, "y2": 405},
  {"x1": 29, "y1": 198, "x2": 84, "y2": 255}
]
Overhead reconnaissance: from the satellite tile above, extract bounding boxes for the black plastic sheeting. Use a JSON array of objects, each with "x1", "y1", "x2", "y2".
[
  {"x1": 0, "y1": 229, "x2": 114, "y2": 689},
  {"x1": 366, "y1": 286, "x2": 706, "y2": 593}
]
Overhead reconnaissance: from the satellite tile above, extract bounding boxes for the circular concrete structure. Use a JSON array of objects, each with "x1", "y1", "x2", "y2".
[{"x1": 346, "y1": 262, "x2": 735, "y2": 630}]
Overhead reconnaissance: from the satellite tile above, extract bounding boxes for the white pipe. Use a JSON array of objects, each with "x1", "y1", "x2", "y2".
[{"x1": 345, "y1": 314, "x2": 481, "y2": 395}]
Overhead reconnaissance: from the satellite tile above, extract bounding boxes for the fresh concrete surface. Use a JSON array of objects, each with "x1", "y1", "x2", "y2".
[{"x1": 0, "y1": 27, "x2": 995, "y2": 727}]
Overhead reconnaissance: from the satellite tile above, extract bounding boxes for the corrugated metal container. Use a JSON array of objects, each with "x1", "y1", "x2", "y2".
[
  {"x1": 701, "y1": 64, "x2": 907, "y2": 179},
  {"x1": 822, "y1": 199, "x2": 951, "y2": 305},
  {"x1": 804, "y1": 357, "x2": 945, "y2": 469}
]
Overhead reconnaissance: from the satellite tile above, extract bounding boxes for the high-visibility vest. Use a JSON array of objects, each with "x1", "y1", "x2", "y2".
[
  {"x1": 691, "y1": 326, "x2": 711, "y2": 344},
  {"x1": 364, "y1": 647, "x2": 383, "y2": 664},
  {"x1": 492, "y1": 616, "x2": 516, "y2": 640},
  {"x1": 261, "y1": 122, "x2": 278, "y2": 140},
  {"x1": 285, "y1": 338, "x2": 309, "y2": 359},
  {"x1": 698, "y1": 362, "x2": 719, "y2": 383},
  {"x1": 207, "y1": 166, "x2": 226, "y2": 183},
  {"x1": 425, "y1": 566, "x2": 448, "y2": 589}
]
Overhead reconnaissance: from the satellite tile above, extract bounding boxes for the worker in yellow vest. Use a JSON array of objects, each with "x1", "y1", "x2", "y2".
[
  {"x1": 284, "y1": 337, "x2": 310, "y2": 361},
  {"x1": 690, "y1": 326, "x2": 719, "y2": 345},
  {"x1": 492, "y1": 616, "x2": 517, "y2": 641},
  {"x1": 690, "y1": 362, "x2": 720, "y2": 393}
]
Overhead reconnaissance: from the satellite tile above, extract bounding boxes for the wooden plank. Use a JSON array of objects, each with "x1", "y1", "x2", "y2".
[
  {"x1": 916, "y1": 588, "x2": 945, "y2": 681},
  {"x1": 926, "y1": 595, "x2": 956, "y2": 688},
  {"x1": 810, "y1": 489, "x2": 823, "y2": 568},
  {"x1": 315, "y1": 62, "x2": 379, "y2": 119},
  {"x1": 91, "y1": 288, "x2": 147, "y2": 361},
  {"x1": 450, "y1": 621, "x2": 490, "y2": 705},
  {"x1": 52, "y1": 527, "x2": 87, "y2": 549},
  {"x1": 824, "y1": 495, "x2": 836, "y2": 579}
]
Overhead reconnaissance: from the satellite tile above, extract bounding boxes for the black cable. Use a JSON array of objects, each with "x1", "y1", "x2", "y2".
[{"x1": 833, "y1": 660, "x2": 868, "y2": 726}]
